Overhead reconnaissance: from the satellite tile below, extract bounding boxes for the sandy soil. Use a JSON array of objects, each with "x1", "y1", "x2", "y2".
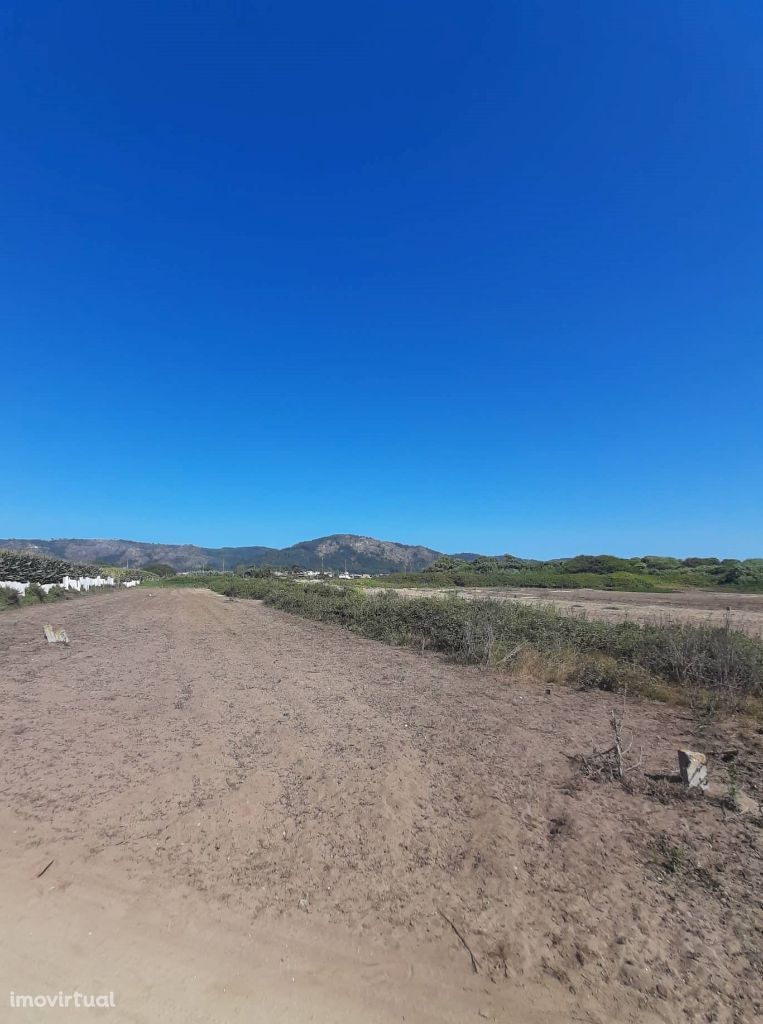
[
  {"x1": 1, "y1": 588, "x2": 761, "y2": 1023},
  {"x1": 378, "y1": 586, "x2": 763, "y2": 637}
]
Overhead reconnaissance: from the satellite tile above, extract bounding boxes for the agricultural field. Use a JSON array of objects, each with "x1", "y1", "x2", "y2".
[{"x1": 1, "y1": 587, "x2": 761, "y2": 1023}]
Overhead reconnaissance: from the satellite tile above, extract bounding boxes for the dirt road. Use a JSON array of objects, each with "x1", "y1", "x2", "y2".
[{"x1": 1, "y1": 589, "x2": 761, "y2": 1022}]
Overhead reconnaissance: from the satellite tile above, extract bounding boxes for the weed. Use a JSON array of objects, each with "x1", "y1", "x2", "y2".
[
  {"x1": 655, "y1": 832, "x2": 684, "y2": 875},
  {"x1": 724, "y1": 761, "x2": 740, "y2": 810}
]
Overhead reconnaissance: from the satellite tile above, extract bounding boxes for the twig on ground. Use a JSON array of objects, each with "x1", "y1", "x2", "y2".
[
  {"x1": 35, "y1": 859, "x2": 54, "y2": 878},
  {"x1": 437, "y1": 907, "x2": 481, "y2": 974}
]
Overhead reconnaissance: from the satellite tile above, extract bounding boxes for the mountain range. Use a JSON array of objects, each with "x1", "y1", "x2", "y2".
[{"x1": 0, "y1": 535, "x2": 480, "y2": 574}]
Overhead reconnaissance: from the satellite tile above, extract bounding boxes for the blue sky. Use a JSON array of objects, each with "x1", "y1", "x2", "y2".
[{"x1": 1, "y1": 1, "x2": 761, "y2": 558}]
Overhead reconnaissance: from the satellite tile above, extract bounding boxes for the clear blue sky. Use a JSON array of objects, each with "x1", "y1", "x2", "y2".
[{"x1": 2, "y1": 2, "x2": 761, "y2": 558}]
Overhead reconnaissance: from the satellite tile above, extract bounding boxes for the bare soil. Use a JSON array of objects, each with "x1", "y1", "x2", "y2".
[
  {"x1": 1, "y1": 588, "x2": 761, "y2": 1023},
  {"x1": 380, "y1": 586, "x2": 763, "y2": 637}
]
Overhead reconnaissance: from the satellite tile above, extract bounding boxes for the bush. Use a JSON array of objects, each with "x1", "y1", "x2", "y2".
[
  {"x1": 0, "y1": 587, "x2": 21, "y2": 607},
  {"x1": 571, "y1": 653, "x2": 623, "y2": 692}
]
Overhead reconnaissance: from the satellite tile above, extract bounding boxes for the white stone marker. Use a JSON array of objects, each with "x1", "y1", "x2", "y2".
[
  {"x1": 678, "y1": 749, "x2": 708, "y2": 790},
  {"x1": 44, "y1": 624, "x2": 70, "y2": 645}
]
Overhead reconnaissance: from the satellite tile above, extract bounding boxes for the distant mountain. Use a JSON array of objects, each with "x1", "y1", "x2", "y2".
[
  {"x1": 267, "y1": 535, "x2": 441, "y2": 573},
  {"x1": 0, "y1": 534, "x2": 448, "y2": 574},
  {"x1": 0, "y1": 537, "x2": 243, "y2": 572}
]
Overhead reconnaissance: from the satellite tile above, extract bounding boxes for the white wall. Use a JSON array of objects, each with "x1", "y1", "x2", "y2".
[
  {"x1": 0, "y1": 574, "x2": 138, "y2": 597},
  {"x1": 0, "y1": 580, "x2": 30, "y2": 598}
]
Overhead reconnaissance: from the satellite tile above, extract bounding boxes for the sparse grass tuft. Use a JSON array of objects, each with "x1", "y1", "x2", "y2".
[{"x1": 654, "y1": 832, "x2": 685, "y2": 875}]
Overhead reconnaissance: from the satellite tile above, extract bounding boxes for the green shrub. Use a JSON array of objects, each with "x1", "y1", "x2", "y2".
[
  {"x1": 571, "y1": 653, "x2": 623, "y2": 692},
  {"x1": 0, "y1": 587, "x2": 21, "y2": 608}
]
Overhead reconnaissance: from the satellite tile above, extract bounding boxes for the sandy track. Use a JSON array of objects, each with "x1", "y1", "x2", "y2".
[
  {"x1": 379, "y1": 586, "x2": 763, "y2": 636},
  {"x1": 0, "y1": 589, "x2": 761, "y2": 1023}
]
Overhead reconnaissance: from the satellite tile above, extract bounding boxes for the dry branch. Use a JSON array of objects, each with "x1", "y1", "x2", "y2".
[{"x1": 437, "y1": 907, "x2": 481, "y2": 974}]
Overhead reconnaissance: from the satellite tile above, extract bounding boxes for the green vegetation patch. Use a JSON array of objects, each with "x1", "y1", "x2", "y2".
[{"x1": 362, "y1": 553, "x2": 763, "y2": 593}]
